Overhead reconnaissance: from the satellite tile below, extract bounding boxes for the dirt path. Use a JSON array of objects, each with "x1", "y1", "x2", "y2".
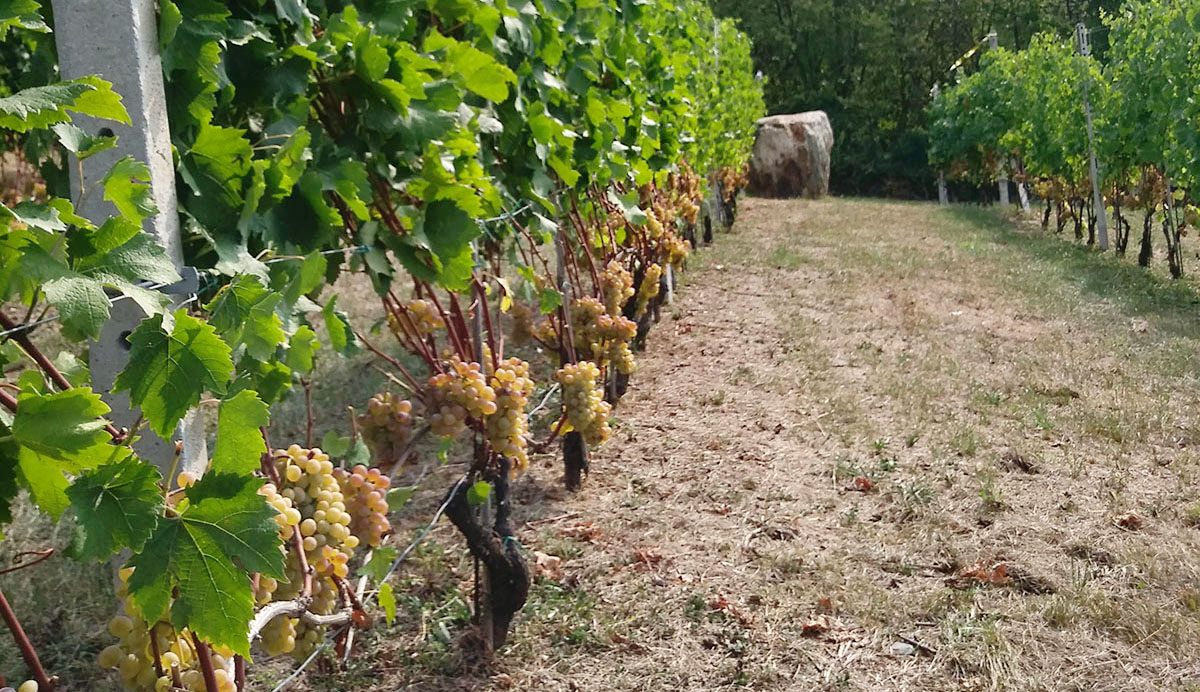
[{"x1": 352, "y1": 197, "x2": 1200, "y2": 692}]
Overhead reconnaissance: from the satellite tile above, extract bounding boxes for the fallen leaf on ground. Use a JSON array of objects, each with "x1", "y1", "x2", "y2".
[
  {"x1": 801, "y1": 614, "x2": 831, "y2": 636},
  {"x1": 533, "y1": 550, "x2": 563, "y2": 580},
  {"x1": 950, "y1": 560, "x2": 1010, "y2": 587},
  {"x1": 1113, "y1": 512, "x2": 1144, "y2": 530},
  {"x1": 558, "y1": 521, "x2": 603, "y2": 542}
]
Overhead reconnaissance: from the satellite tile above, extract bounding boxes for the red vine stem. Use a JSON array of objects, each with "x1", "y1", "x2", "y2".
[
  {"x1": 0, "y1": 550, "x2": 53, "y2": 576},
  {"x1": 0, "y1": 585, "x2": 54, "y2": 692},
  {"x1": 0, "y1": 313, "x2": 124, "y2": 441},
  {"x1": 354, "y1": 331, "x2": 423, "y2": 391},
  {"x1": 191, "y1": 633, "x2": 221, "y2": 692}
]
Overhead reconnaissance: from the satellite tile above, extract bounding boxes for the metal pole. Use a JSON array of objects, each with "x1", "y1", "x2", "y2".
[
  {"x1": 51, "y1": 0, "x2": 206, "y2": 476},
  {"x1": 932, "y1": 84, "x2": 949, "y2": 205},
  {"x1": 1077, "y1": 23, "x2": 1109, "y2": 250},
  {"x1": 985, "y1": 31, "x2": 1009, "y2": 207}
]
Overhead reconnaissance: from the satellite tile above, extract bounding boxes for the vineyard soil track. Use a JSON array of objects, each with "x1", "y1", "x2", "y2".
[{"x1": 360, "y1": 196, "x2": 1200, "y2": 692}]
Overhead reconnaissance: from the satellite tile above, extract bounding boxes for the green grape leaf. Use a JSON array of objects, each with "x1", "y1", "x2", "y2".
[
  {"x1": 103, "y1": 157, "x2": 159, "y2": 223},
  {"x1": 52, "y1": 122, "x2": 117, "y2": 159},
  {"x1": 286, "y1": 325, "x2": 318, "y2": 373},
  {"x1": 0, "y1": 77, "x2": 129, "y2": 132},
  {"x1": 422, "y1": 200, "x2": 478, "y2": 291},
  {"x1": 114, "y1": 310, "x2": 234, "y2": 438},
  {"x1": 0, "y1": 0, "x2": 48, "y2": 40},
  {"x1": 346, "y1": 437, "x2": 371, "y2": 467},
  {"x1": 321, "y1": 295, "x2": 358, "y2": 355},
  {"x1": 321, "y1": 429, "x2": 351, "y2": 458},
  {"x1": 359, "y1": 546, "x2": 397, "y2": 581},
  {"x1": 12, "y1": 387, "x2": 110, "y2": 458},
  {"x1": 467, "y1": 480, "x2": 491, "y2": 506},
  {"x1": 211, "y1": 390, "x2": 269, "y2": 475},
  {"x1": 67, "y1": 454, "x2": 163, "y2": 562},
  {"x1": 538, "y1": 287, "x2": 562, "y2": 314},
  {"x1": 446, "y1": 43, "x2": 516, "y2": 102},
  {"x1": 126, "y1": 472, "x2": 285, "y2": 657},
  {"x1": 0, "y1": 439, "x2": 20, "y2": 538},
  {"x1": 386, "y1": 485, "x2": 416, "y2": 512},
  {"x1": 378, "y1": 582, "x2": 396, "y2": 625}
]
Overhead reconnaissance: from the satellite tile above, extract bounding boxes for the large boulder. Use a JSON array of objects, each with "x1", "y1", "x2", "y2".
[{"x1": 748, "y1": 111, "x2": 834, "y2": 198}]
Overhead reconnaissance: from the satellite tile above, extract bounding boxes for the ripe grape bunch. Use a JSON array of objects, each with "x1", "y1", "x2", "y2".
[
  {"x1": 485, "y1": 357, "x2": 535, "y2": 469},
  {"x1": 357, "y1": 392, "x2": 413, "y2": 468},
  {"x1": 569, "y1": 297, "x2": 638, "y2": 373},
  {"x1": 635, "y1": 263, "x2": 663, "y2": 318},
  {"x1": 599, "y1": 260, "x2": 634, "y2": 315},
  {"x1": 555, "y1": 361, "x2": 612, "y2": 446},
  {"x1": 256, "y1": 445, "x2": 368, "y2": 659},
  {"x1": 428, "y1": 356, "x2": 497, "y2": 438},
  {"x1": 333, "y1": 464, "x2": 392, "y2": 548},
  {"x1": 98, "y1": 569, "x2": 237, "y2": 692}
]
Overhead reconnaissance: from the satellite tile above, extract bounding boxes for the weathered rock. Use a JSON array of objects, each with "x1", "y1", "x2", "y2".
[{"x1": 749, "y1": 111, "x2": 834, "y2": 199}]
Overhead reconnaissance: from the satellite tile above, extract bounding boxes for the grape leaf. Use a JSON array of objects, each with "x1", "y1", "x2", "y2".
[
  {"x1": 103, "y1": 157, "x2": 158, "y2": 223},
  {"x1": 422, "y1": 200, "x2": 478, "y2": 291},
  {"x1": 321, "y1": 295, "x2": 358, "y2": 355},
  {"x1": 0, "y1": 437, "x2": 20, "y2": 538},
  {"x1": 204, "y1": 275, "x2": 282, "y2": 358},
  {"x1": 114, "y1": 310, "x2": 234, "y2": 438},
  {"x1": 126, "y1": 472, "x2": 285, "y2": 657},
  {"x1": 0, "y1": 77, "x2": 129, "y2": 132},
  {"x1": 211, "y1": 391, "x2": 269, "y2": 475},
  {"x1": 0, "y1": 0, "x2": 48, "y2": 40},
  {"x1": 12, "y1": 387, "x2": 126, "y2": 518},
  {"x1": 378, "y1": 582, "x2": 396, "y2": 625},
  {"x1": 12, "y1": 387, "x2": 111, "y2": 457},
  {"x1": 67, "y1": 454, "x2": 163, "y2": 562},
  {"x1": 359, "y1": 546, "x2": 397, "y2": 581},
  {"x1": 285, "y1": 325, "x2": 318, "y2": 373},
  {"x1": 52, "y1": 122, "x2": 118, "y2": 159}
]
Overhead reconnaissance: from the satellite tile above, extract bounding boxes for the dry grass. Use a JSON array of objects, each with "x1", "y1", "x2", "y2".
[{"x1": 10, "y1": 196, "x2": 1200, "y2": 691}]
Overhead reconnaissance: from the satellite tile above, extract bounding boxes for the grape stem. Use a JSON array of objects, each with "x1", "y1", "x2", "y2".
[
  {"x1": 0, "y1": 585, "x2": 54, "y2": 691},
  {"x1": 0, "y1": 549, "x2": 53, "y2": 576},
  {"x1": 246, "y1": 596, "x2": 357, "y2": 644},
  {"x1": 191, "y1": 633, "x2": 220, "y2": 692}
]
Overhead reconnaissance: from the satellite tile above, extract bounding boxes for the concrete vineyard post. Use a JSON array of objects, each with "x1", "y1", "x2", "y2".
[
  {"x1": 932, "y1": 84, "x2": 949, "y2": 205},
  {"x1": 1077, "y1": 23, "x2": 1109, "y2": 250},
  {"x1": 986, "y1": 31, "x2": 1009, "y2": 207},
  {"x1": 50, "y1": 0, "x2": 207, "y2": 476}
]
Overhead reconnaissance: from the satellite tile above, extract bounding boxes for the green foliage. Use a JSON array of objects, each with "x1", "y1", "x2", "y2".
[
  {"x1": 114, "y1": 310, "x2": 234, "y2": 438},
  {"x1": 126, "y1": 473, "x2": 285, "y2": 657},
  {"x1": 67, "y1": 456, "x2": 164, "y2": 562},
  {"x1": 712, "y1": 0, "x2": 1120, "y2": 196}
]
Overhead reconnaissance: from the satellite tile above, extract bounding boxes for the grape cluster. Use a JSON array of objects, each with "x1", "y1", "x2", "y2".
[
  {"x1": 356, "y1": 393, "x2": 413, "y2": 468},
  {"x1": 635, "y1": 263, "x2": 663, "y2": 318},
  {"x1": 508, "y1": 301, "x2": 536, "y2": 345},
  {"x1": 404, "y1": 298, "x2": 445, "y2": 336},
  {"x1": 645, "y1": 209, "x2": 665, "y2": 239},
  {"x1": 662, "y1": 231, "x2": 690, "y2": 270},
  {"x1": 428, "y1": 357, "x2": 497, "y2": 438},
  {"x1": 555, "y1": 361, "x2": 612, "y2": 446},
  {"x1": 0, "y1": 682, "x2": 38, "y2": 692},
  {"x1": 717, "y1": 164, "x2": 749, "y2": 203},
  {"x1": 334, "y1": 464, "x2": 391, "y2": 547},
  {"x1": 599, "y1": 260, "x2": 634, "y2": 315},
  {"x1": 485, "y1": 358, "x2": 535, "y2": 470},
  {"x1": 569, "y1": 297, "x2": 637, "y2": 371},
  {"x1": 97, "y1": 569, "x2": 237, "y2": 692},
  {"x1": 257, "y1": 446, "x2": 362, "y2": 661}
]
